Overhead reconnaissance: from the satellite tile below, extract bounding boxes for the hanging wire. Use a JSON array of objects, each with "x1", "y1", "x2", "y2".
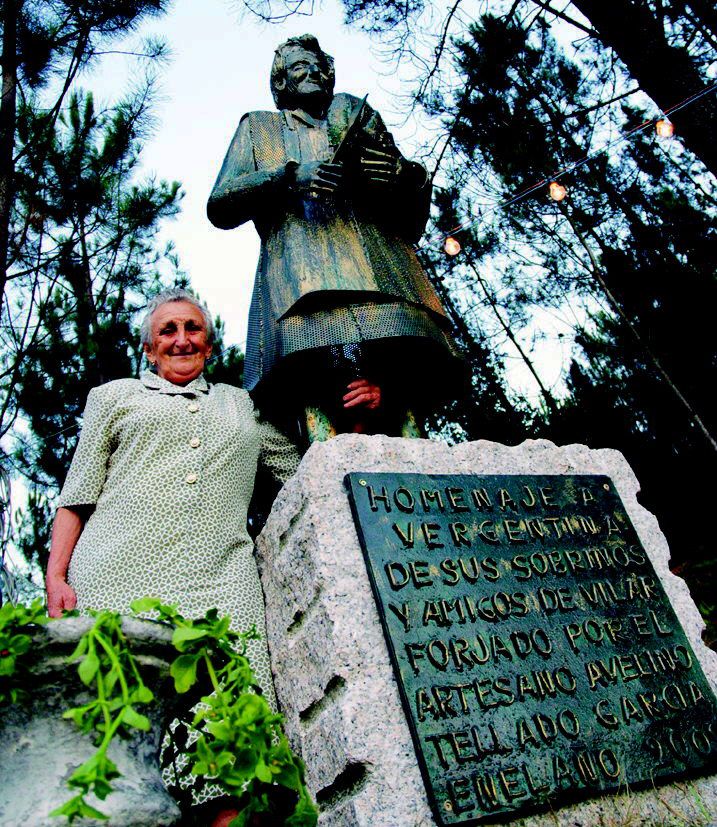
[{"x1": 431, "y1": 79, "x2": 717, "y2": 250}]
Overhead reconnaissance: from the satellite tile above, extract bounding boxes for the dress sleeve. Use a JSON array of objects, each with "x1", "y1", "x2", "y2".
[
  {"x1": 207, "y1": 113, "x2": 291, "y2": 230},
  {"x1": 56, "y1": 387, "x2": 116, "y2": 508},
  {"x1": 257, "y1": 418, "x2": 301, "y2": 486}
]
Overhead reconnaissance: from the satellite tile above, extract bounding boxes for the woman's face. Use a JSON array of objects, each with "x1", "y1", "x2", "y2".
[{"x1": 144, "y1": 300, "x2": 212, "y2": 386}]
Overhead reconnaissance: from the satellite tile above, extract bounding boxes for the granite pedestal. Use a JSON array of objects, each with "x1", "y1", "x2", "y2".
[{"x1": 256, "y1": 437, "x2": 717, "y2": 826}]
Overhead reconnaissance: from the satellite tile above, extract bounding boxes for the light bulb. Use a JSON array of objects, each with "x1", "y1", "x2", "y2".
[
  {"x1": 549, "y1": 181, "x2": 567, "y2": 201},
  {"x1": 444, "y1": 236, "x2": 461, "y2": 256},
  {"x1": 656, "y1": 119, "x2": 674, "y2": 138}
]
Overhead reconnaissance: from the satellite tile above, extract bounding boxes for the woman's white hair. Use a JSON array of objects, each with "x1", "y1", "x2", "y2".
[{"x1": 140, "y1": 288, "x2": 215, "y2": 347}]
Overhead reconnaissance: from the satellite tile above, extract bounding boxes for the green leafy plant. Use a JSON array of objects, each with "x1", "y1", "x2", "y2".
[
  {"x1": 50, "y1": 609, "x2": 157, "y2": 822},
  {"x1": 133, "y1": 597, "x2": 318, "y2": 826},
  {"x1": 0, "y1": 599, "x2": 49, "y2": 703},
  {"x1": 0, "y1": 598, "x2": 318, "y2": 826}
]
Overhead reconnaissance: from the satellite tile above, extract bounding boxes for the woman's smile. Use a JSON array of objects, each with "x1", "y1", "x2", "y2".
[{"x1": 144, "y1": 300, "x2": 212, "y2": 385}]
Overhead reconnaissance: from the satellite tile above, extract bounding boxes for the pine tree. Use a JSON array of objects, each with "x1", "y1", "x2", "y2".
[
  {"x1": 427, "y1": 14, "x2": 716, "y2": 581},
  {"x1": 568, "y1": 0, "x2": 717, "y2": 178},
  {"x1": 3, "y1": 86, "x2": 178, "y2": 574},
  {"x1": 0, "y1": 0, "x2": 172, "y2": 319},
  {"x1": 8, "y1": 85, "x2": 180, "y2": 480}
]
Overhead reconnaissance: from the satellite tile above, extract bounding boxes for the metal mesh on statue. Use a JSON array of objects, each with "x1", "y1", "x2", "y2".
[{"x1": 278, "y1": 300, "x2": 459, "y2": 356}]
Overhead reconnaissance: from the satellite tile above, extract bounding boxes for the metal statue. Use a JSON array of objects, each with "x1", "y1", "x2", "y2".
[{"x1": 208, "y1": 34, "x2": 462, "y2": 441}]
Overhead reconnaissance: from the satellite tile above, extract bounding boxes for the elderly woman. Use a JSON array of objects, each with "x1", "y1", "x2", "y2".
[
  {"x1": 45, "y1": 288, "x2": 313, "y2": 825},
  {"x1": 47, "y1": 289, "x2": 296, "y2": 666},
  {"x1": 46, "y1": 288, "x2": 381, "y2": 824}
]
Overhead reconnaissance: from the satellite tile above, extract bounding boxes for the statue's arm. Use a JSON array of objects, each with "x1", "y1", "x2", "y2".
[
  {"x1": 207, "y1": 114, "x2": 291, "y2": 230},
  {"x1": 396, "y1": 157, "x2": 432, "y2": 244},
  {"x1": 359, "y1": 107, "x2": 432, "y2": 243}
]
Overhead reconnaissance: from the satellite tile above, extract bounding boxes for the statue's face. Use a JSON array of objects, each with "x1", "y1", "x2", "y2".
[{"x1": 283, "y1": 46, "x2": 332, "y2": 105}]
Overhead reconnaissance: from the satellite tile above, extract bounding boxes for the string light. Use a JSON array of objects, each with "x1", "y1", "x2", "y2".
[
  {"x1": 444, "y1": 236, "x2": 461, "y2": 256},
  {"x1": 549, "y1": 181, "x2": 567, "y2": 201},
  {"x1": 432, "y1": 79, "x2": 717, "y2": 252}
]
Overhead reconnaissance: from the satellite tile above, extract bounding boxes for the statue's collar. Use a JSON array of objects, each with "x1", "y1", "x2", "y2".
[
  {"x1": 285, "y1": 108, "x2": 326, "y2": 129},
  {"x1": 281, "y1": 95, "x2": 355, "y2": 149},
  {"x1": 140, "y1": 370, "x2": 210, "y2": 396}
]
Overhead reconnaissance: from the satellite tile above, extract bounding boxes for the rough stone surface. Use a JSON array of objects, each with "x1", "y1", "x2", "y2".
[
  {"x1": 256, "y1": 435, "x2": 717, "y2": 827},
  {"x1": 0, "y1": 616, "x2": 182, "y2": 826}
]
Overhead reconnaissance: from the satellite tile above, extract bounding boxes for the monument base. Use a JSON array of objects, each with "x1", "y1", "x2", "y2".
[{"x1": 256, "y1": 436, "x2": 717, "y2": 826}]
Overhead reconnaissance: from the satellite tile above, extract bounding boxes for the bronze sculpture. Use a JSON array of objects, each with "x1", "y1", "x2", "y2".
[{"x1": 208, "y1": 34, "x2": 462, "y2": 441}]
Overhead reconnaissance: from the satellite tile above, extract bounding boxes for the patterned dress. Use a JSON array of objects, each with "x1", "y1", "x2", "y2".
[{"x1": 57, "y1": 370, "x2": 300, "y2": 701}]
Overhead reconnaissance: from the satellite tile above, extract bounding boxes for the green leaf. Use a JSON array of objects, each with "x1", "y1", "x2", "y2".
[
  {"x1": 273, "y1": 761, "x2": 301, "y2": 790},
  {"x1": 129, "y1": 597, "x2": 160, "y2": 614},
  {"x1": 77, "y1": 799, "x2": 110, "y2": 820},
  {"x1": 153, "y1": 602, "x2": 181, "y2": 620},
  {"x1": 255, "y1": 760, "x2": 272, "y2": 784},
  {"x1": 121, "y1": 705, "x2": 150, "y2": 731},
  {"x1": 134, "y1": 684, "x2": 154, "y2": 704},
  {"x1": 9, "y1": 633, "x2": 32, "y2": 655},
  {"x1": 78, "y1": 651, "x2": 100, "y2": 686},
  {"x1": 213, "y1": 615, "x2": 232, "y2": 638},
  {"x1": 206, "y1": 720, "x2": 233, "y2": 741},
  {"x1": 215, "y1": 750, "x2": 235, "y2": 769},
  {"x1": 63, "y1": 705, "x2": 91, "y2": 727},
  {"x1": 67, "y1": 758, "x2": 99, "y2": 790},
  {"x1": 50, "y1": 794, "x2": 109, "y2": 820},
  {"x1": 67, "y1": 636, "x2": 88, "y2": 662},
  {"x1": 0, "y1": 655, "x2": 16, "y2": 676},
  {"x1": 104, "y1": 668, "x2": 119, "y2": 695},
  {"x1": 172, "y1": 626, "x2": 208, "y2": 650},
  {"x1": 170, "y1": 653, "x2": 200, "y2": 693}
]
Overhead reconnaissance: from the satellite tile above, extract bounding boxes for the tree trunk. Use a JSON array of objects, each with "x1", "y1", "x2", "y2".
[
  {"x1": 465, "y1": 260, "x2": 560, "y2": 417},
  {"x1": 568, "y1": 0, "x2": 717, "y2": 177},
  {"x1": 0, "y1": 0, "x2": 19, "y2": 318}
]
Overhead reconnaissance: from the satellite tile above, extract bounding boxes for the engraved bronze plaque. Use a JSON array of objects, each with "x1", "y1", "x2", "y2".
[{"x1": 345, "y1": 473, "x2": 717, "y2": 825}]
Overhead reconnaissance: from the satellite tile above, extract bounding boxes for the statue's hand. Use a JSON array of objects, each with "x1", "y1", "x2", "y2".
[
  {"x1": 359, "y1": 147, "x2": 404, "y2": 190},
  {"x1": 292, "y1": 160, "x2": 344, "y2": 197}
]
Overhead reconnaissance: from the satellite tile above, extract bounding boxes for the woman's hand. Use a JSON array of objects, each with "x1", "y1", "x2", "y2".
[
  {"x1": 46, "y1": 575, "x2": 77, "y2": 618},
  {"x1": 343, "y1": 378, "x2": 381, "y2": 411}
]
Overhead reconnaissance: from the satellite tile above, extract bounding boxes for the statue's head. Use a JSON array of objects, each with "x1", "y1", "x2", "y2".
[{"x1": 270, "y1": 34, "x2": 335, "y2": 113}]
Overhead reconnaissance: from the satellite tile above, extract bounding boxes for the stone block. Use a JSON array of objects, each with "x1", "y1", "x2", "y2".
[{"x1": 256, "y1": 436, "x2": 717, "y2": 826}]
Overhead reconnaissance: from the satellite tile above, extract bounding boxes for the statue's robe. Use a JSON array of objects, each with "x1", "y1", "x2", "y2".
[{"x1": 207, "y1": 92, "x2": 462, "y2": 401}]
